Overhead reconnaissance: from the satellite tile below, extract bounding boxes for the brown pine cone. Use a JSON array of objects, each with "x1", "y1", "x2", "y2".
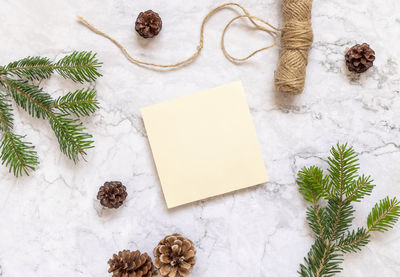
[
  {"x1": 135, "y1": 10, "x2": 162, "y2": 38},
  {"x1": 345, "y1": 43, "x2": 375, "y2": 73},
  {"x1": 153, "y1": 234, "x2": 196, "y2": 277},
  {"x1": 97, "y1": 181, "x2": 127, "y2": 209},
  {"x1": 108, "y1": 250, "x2": 154, "y2": 277}
]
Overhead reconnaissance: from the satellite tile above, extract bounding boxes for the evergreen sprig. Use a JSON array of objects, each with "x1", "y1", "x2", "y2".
[
  {"x1": 297, "y1": 143, "x2": 400, "y2": 277},
  {"x1": 49, "y1": 112, "x2": 94, "y2": 162},
  {"x1": 2, "y1": 51, "x2": 101, "y2": 82},
  {"x1": 0, "y1": 51, "x2": 102, "y2": 177},
  {"x1": 52, "y1": 88, "x2": 99, "y2": 117},
  {"x1": 0, "y1": 93, "x2": 39, "y2": 176},
  {"x1": 4, "y1": 56, "x2": 53, "y2": 81},
  {"x1": 55, "y1": 51, "x2": 102, "y2": 83},
  {"x1": 3, "y1": 78, "x2": 53, "y2": 119}
]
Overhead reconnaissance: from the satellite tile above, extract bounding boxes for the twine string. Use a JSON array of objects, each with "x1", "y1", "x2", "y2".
[
  {"x1": 77, "y1": 2, "x2": 280, "y2": 68},
  {"x1": 78, "y1": 1, "x2": 313, "y2": 94},
  {"x1": 222, "y1": 14, "x2": 280, "y2": 62}
]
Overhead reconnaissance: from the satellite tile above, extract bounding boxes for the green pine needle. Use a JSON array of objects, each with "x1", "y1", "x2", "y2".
[
  {"x1": 297, "y1": 144, "x2": 400, "y2": 277},
  {"x1": 0, "y1": 51, "x2": 101, "y2": 177},
  {"x1": 367, "y1": 197, "x2": 400, "y2": 232},
  {"x1": 3, "y1": 56, "x2": 53, "y2": 81},
  {"x1": 336, "y1": 228, "x2": 370, "y2": 254},
  {"x1": 0, "y1": 132, "x2": 38, "y2": 176},
  {"x1": 327, "y1": 143, "x2": 360, "y2": 196},
  {"x1": 52, "y1": 88, "x2": 99, "y2": 117},
  {"x1": 323, "y1": 199, "x2": 354, "y2": 242},
  {"x1": 3, "y1": 78, "x2": 53, "y2": 119},
  {"x1": 55, "y1": 51, "x2": 102, "y2": 83},
  {"x1": 298, "y1": 165, "x2": 333, "y2": 203},
  {"x1": 0, "y1": 51, "x2": 102, "y2": 83},
  {"x1": 0, "y1": 93, "x2": 38, "y2": 176},
  {"x1": 49, "y1": 112, "x2": 94, "y2": 162},
  {"x1": 0, "y1": 93, "x2": 14, "y2": 131},
  {"x1": 299, "y1": 238, "x2": 343, "y2": 277},
  {"x1": 306, "y1": 205, "x2": 326, "y2": 238},
  {"x1": 345, "y1": 175, "x2": 375, "y2": 202}
]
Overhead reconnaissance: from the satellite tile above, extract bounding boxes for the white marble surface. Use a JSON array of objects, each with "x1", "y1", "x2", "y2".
[{"x1": 0, "y1": 0, "x2": 400, "y2": 276}]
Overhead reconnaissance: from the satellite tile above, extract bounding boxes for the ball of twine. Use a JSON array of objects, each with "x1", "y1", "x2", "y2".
[{"x1": 274, "y1": 0, "x2": 314, "y2": 94}]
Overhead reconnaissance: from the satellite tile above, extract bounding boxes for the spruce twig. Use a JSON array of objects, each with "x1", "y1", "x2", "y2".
[
  {"x1": 2, "y1": 78, "x2": 53, "y2": 119},
  {"x1": 0, "y1": 51, "x2": 101, "y2": 177},
  {"x1": 0, "y1": 51, "x2": 101, "y2": 82},
  {"x1": 0, "y1": 93, "x2": 38, "y2": 176},
  {"x1": 48, "y1": 112, "x2": 94, "y2": 162},
  {"x1": 297, "y1": 143, "x2": 400, "y2": 277},
  {"x1": 52, "y1": 88, "x2": 99, "y2": 117}
]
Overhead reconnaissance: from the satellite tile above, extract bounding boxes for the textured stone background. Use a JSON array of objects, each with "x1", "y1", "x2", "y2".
[{"x1": 0, "y1": 0, "x2": 399, "y2": 276}]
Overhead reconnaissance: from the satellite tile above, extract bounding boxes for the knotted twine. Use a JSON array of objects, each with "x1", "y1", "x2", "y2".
[{"x1": 78, "y1": 1, "x2": 313, "y2": 94}]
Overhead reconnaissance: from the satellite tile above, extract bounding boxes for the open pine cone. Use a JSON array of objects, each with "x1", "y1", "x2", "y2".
[
  {"x1": 135, "y1": 10, "x2": 162, "y2": 38},
  {"x1": 108, "y1": 250, "x2": 154, "y2": 277},
  {"x1": 97, "y1": 181, "x2": 127, "y2": 209},
  {"x1": 345, "y1": 43, "x2": 375, "y2": 73},
  {"x1": 153, "y1": 234, "x2": 196, "y2": 277}
]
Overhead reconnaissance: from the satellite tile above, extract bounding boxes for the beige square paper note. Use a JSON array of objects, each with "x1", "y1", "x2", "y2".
[{"x1": 141, "y1": 81, "x2": 268, "y2": 208}]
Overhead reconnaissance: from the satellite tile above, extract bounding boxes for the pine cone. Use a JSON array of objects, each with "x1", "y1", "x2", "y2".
[
  {"x1": 345, "y1": 43, "x2": 375, "y2": 73},
  {"x1": 108, "y1": 250, "x2": 154, "y2": 277},
  {"x1": 135, "y1": 10, "x2": 162, "y2": 38},
  {"x1": 97, "y1": 181, "x2": 127, "y2": 209},
  {"x1": 153, "y1": 234, "x2": 196, "y2": 277}
]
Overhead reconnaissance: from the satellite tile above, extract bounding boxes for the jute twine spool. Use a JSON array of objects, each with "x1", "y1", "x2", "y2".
[
  {"x1": 78, "y1": 2, "x2": 313, "y2": 94},
  {"x1": 274, "y1": 0, "x2": 313, "y2": 94}
]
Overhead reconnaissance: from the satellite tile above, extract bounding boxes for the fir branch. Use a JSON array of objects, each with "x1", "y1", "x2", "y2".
[
  {"x1": 1, "y1": 78, "x2": 95, "y2": 162},
  {"x1": 52, "y1": 88, "x2": 99, "y2": 116},
  {"x1": 334, "y1": 197, "x2": 400, "y2": 254},
  {"x1": 324, "y1": 200, "x2": 354, "y2": 243},
  {"x1": 298, "y1": 166, "x2": 330, "y2": 239},
  {"x1": 335, "y1": 228, "x2": 370, "y2": 254},
  {"x1": 0, "y1": 51, "x2": 102, "y2": 83},
  {"x1": 297, "y1": 144, "x2": 400, "y2": 277},
  {"x1": 48, "y1": 112, "x2": 94, "y2": 162},
  {"x1": 306, "y1": 205, "x2": 326, "y2": 238},
  {"x1": 367, "y1": 197, "x2": 400, "y2": 232},
  {"x1": 0, "y1": 51, "x2": 101, "y2": 176},
  {"x1": 298, "y1": 166, "x2": 333, "y2": 202},
  {"x1": 299, "y1": 238, "x2": 343, "y2": 277},
  {"x1": 0, "y1": 93, "x2": 38, "y2": 176},
  {"x1": 0, "y1": 132, "x2": 38, "y2": 176},
  {"x1": 55, "y1": 51, "x2": 102, "y2": 83},
  {"x1": 327, "y1": 143, "x2": 359, "y2": 197},
  {"x1": 2, "y1": 56, "x2": 53, "y2": 81},
  {"x1": 2, "y1": 78, "x2": 53, "y2": 119},
  {"x1": 0, "y1": 93, "x2": 14, "y2": 131},
  {"x1": 344, "y1": 175, "x2": 374, "y2": 203}
]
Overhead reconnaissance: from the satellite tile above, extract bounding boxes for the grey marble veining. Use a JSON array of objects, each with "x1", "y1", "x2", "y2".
[{"x1": 0, "y1": 0, "x2": 399, "y2": 276}]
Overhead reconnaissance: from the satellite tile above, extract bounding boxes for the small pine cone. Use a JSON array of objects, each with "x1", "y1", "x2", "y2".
[
  {"x1": 97, "y1": 181, "x2": 127, "y2": 209},
  {"x1": 108, "y1": 250, "x2": 154, "y2": 277},
  {"x1": 345, "y1": 43, "x2": 375, "y2": 73},
  {"x1": 135, "y1": 10, "x2": 162, "y2": 38},
  {"x1": 153, "y1": 234, "x2": 196, "y2": 277}
]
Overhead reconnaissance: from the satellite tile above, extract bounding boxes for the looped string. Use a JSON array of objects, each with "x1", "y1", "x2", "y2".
[
  {"x1": 77, "y1": 2, "x2": 280, "y2": 68},
  {"x1": 222, "y1": 14, "x2": 280, "y2": 62}
]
